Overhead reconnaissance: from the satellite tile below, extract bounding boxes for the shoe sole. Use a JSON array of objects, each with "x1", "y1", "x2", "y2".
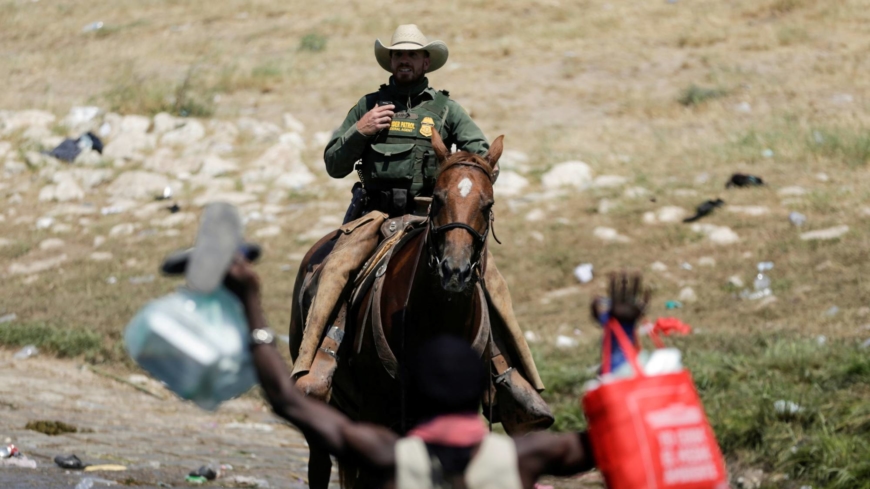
[{"x1": 186, "y1": 202, "x2": 243, "y2": 293}]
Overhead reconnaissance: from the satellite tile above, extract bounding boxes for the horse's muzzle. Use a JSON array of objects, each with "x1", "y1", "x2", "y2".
[{"x1": 439, "y1": 257, "x2": 474, "y2": 293}]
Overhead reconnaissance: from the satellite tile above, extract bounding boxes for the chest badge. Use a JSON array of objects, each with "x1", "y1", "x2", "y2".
[{"x1": 420, "y1": 117, "x2": 435, "y2": 137}]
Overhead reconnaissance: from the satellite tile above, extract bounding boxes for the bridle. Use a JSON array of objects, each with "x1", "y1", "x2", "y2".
[{"x1": 427, "y1": 161, "x2": 500, "y2": 276}]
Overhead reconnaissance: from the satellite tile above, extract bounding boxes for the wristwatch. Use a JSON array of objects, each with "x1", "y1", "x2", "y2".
[{"x1": 251, "y1": 328, "x2": 276, "y2": 346}]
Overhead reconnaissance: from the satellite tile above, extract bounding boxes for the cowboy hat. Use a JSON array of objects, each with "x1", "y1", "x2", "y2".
[{"x1": 374, "y1": 24, "x2": 449, "y2": 73}]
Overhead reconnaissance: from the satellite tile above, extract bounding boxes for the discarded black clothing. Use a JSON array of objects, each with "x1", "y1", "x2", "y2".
[
  {"x1": 683, "y1": 199, "x2": 725, "y2": 223},
  {"x1": 48, "y1": 132, "x2": 104, "y2": 162},
  {"x1": 53, "y1": 454, "x2": 86, "y2": 470},
  {"x1": 726, "y1": 173, "x2": 764, "y2": 188}
]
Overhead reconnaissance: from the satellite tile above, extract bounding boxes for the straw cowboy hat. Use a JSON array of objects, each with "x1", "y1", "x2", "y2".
[{"x1": 374, "y1": 24, "x2": 449, "y2": 73}]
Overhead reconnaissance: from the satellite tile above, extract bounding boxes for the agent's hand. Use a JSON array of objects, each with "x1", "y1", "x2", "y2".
[
  {"x1": 356, "y1": 104, "x2": 395, "y2": 136},
  {"x1": 224, "y1": 255, "x2": 261, "y2": 305}
]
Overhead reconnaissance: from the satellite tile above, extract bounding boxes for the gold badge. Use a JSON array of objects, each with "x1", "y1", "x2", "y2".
[{"x1": 420, "y1": 117, "x2": 434, "y2": 137}]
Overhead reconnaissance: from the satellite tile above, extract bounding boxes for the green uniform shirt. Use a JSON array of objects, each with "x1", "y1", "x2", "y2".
[{"x1": 324, "y1": 77, "x2": 489, "y2": 181}]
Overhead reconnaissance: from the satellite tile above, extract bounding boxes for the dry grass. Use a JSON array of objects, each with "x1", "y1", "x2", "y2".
[{"x1": 2, "y1": 0, "x2": 870, "y2": 486}]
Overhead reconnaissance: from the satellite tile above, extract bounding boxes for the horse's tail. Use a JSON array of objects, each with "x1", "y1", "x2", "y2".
[{"x1": 338, "y1": 458, "x2": 359, "y2": 489}]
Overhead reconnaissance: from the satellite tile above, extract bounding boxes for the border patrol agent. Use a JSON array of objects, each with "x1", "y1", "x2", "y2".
[{"x1": 295, "y1": 25, "x2": 551, "y2": 433}]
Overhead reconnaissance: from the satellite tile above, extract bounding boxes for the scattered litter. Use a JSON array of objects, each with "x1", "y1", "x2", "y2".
[
  {"x1": 48, "y1": 132, "x2": 104, "y2": 162},
  {"x1": 186, "y1": 475, "x2": 207, "y2": 485},
  {"x1": 555, "y1": 335, "x2": 578, "y2": 348},
  {"x1": 13, "y1": 345, "x2": 38, "y2": 360},
  {"x1": 683, "y1": 198, "x2": 724, "y2": 223},
  {"x1": 728, "y1": 276, "x2": 744, "y2": 288},
  {"x1": 189, "y1": 465, "x2": 217, "y2": 481},
  {"x1": 680, "y1": 262, "x2": 693, "y2": 271},
  {"x1": 650, "y1": 261, "x2": 668, "y2": 272},
  {"x1": 77, "y1": 477, "x2": 117, "y2": 487},
  {"x1": 524, "y1": 330, "x2": 540, "y2": 343},
  {"x1": 665, "y1": 300, "x2": 682, "y2": 310},
  {"x1": 726, "y1": 173, "x2": 764, "y2": 188},
  {"x1": 679, "y1": 287, "x2": 698, "y2": 303},
  {"x1": 155, "y1": 186, "x2": 173, "y2": 200},
  {"x1": 573, "y1": 263, "x2": 594, "y2": 283},
  {"x1": 100, "y1": 206, "x2": 123, "y2": 216},
  {"x1": 167, "y1": 203, "x2": 181, "y2": 213},
  {"x1": 0, "y1": 444, "x2": 18, "y2": 458},
  {"x1": 824, "y1": 306, "x2": 839, "y2": 317},
  {"x1": 129, "y1": 275, "x2": 155, "y2": 285},
  {"x1": 84, "y1": 464, "x2": 127, "y2": 472},
  {"x1": 800, "y1": 225, "x2": 849, "y2": 241},
  {"x1": 25, "y1": 420, "x2": 79, "y2": 435},
  {"x1": 773, "y1": 400, "x2": 803, "y2": 415},
  {"x1": 82, "y1": 21, "x2": 104, "y2": 33},
  {"x1": 742, "y1": 262, "x2": 774, "y2": 300},
  {"x1": 761, "y1": 149, "x2": 774, "y2": 158},
  {"x1": 816, "y1": 335, "x2": 827, "y2": 346},
  {"x1": 54, "y1": 454, "x2": 86, "y2": 470},
  {"x1": 0, "y1": 313, "x2": 17, "y2": 323},
  {"x1": 788, "y1": 211, "x2": 807, "y2": 227},
  {"x1": 106, "y1": 276, "x2": 118, "y2": 284}
]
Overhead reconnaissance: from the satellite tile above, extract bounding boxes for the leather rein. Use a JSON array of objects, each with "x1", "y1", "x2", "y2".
[{"x1": 427, "y1": 161, "x2": 501, "y2": 275}]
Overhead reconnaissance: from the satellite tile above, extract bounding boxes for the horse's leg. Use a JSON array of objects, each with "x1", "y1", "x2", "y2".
[{"x1": 307, "y1": 440, "x2": 332, "y2": 489}]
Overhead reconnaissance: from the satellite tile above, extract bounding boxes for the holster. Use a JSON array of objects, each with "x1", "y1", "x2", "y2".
[{"x1": 342, "y1": 182, "x2": 368, "y2": 225}]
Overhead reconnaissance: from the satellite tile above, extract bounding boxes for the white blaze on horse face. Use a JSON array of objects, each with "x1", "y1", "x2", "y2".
[{"x1": 457, "y1": 177, "x2": 473, "y2": 198}]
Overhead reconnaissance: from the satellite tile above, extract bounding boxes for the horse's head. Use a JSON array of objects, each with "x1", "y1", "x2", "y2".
[{"x1": 428, "y1": 130, "x2": 503, "y2": 293}]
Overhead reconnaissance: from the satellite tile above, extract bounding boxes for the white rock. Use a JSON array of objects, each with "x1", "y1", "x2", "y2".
[
  {"x1": 52, "y1": 223, "x2": 73, "y2": 234},
  {"x1": 120, "y1": 115, "x2": 151, "y2": 135},
  {"x1": 642, "y1": 212, "x2": 657, "y2": 225},
  {"x1": 93, "y1": 235, "x2": 106, "y2": 247},
  {"x1": 35, "y1": 216, "x2": 55, "y2": 229},
  {"x1": 679, "y1": 287, "x2": 698, "y2": 302},
  {"x1": 524, "y1": 330, "x2": 540, "y2": 343},
  {"x1": 651, "y1": 261, "x2": 668, "y2": 272},
  {"x1": 593, "y1": 174, "x2": 628, "y2": 188},
  {"x1": 624, "y1": 186, "x2": 650, "y2": 199},
  {"x1": 63, "y1": 106, "x2": 101, "y2": 130},
  {"x1": 237, "y1": 117, "x2": 282, "y2": 142},
  {"x1": 0, "y1": 141, "x2": 10, "y2": 159},
  {"x1": 54, "y1": 169, "x2": 112, "y2": 189},
  {"x1": 255, "y1": 225, "x2": 281, "y2": 238},
  {"x1": 541, "y1": 161, "x2": 593, "y2": 190},
  {"x1": 735, "y1": 101, "x2": 752, "y2": 113},
  {"x1": 24, "y1": 151, "x2": 50, "y2": 167},
  {"x1": 778, "y1": 186, "x2": 806, "y2": 197},
  {"x1": 103, "y1": 132, "x2": 156, "y2": 160},
  {"x1": 728, "y1": 275, "x2": 744, "y2": 288},
  {"x1": 109, "y1": 223, "x2": 136, "y2": 236},
  {"x1": 671, "y1": 189, "x2": 698, "y2": 197},
  {"x1": 198, "y1": 155, "x2": 239, "y2": 177},
  {"x1": 75, "y1": 149, "x2": 104, "y2": 166},
  {"x1": 53, "y1": 180, "x2": 85, "y2": 202},
  {"x1": 727, "y1": 205, "x2": 769, "y2": 216},
  {"x1": 89, "y1": 251, "x2": 114, "y2": 261},
  {"x1": 816, "y1": 172, "x2": 829, "y2": 182},
  {"x1": 698, "y1": 256, "x2": 716, "y2": 267},
  {"x1": 161, "y1": 119, "x2": 205, "y2": 146},
  {"x1": 4, "y1": 159, "x2": 26, "y2": 175},
  {"x1": 8, "y1": 254, "x2": 67, "y2": 275},
  {"x1": 0, "y1": 109, "x2": 56, "y2": 135},
  {"x1": 282, "y1": 113, "x2": 305, "y2": 133},
  {"x1": 690, "y1": 223, "x2": 740, "y2": 245},
  {"x1": 800, "y1": 225, "x2": 849, "y2": 241},
  {"x1": 529, "y1": 231, "x2": 545, "y2": 243},
  {"x1": 275, "y1": 170, "x2": 316, "y2": 190},
  {"x1": 655, "y1": 206, "x2": 688, "y2": 223},
  {"x1": 38, "y1": 238, "x2": 65, "y2": 250},
  {"x1": 555, "y1": 335, "x2": 578, "y2": 348},
  {"x1": 0, "y1": 238, "x2": 11, "y2": 247},
  {"x1": 597, "y1": 199, "x2": 614, "y2": 214},
  {"x1": 593, "y1": 226, "x2": 630, "y2": 243},
  {"x1": 38, "y1": 185, "x2": 57, "y2": 202},
  {"x1": 106, "y1": 171, "x2": 176, "y2": 200},
  {"x1": 498, "y1": 150, "x2": 530, "y2": 173},
  {"x1": 493, "y1": 170, "x2": 528, "y2": 197},
  {"x1": 152, "y1": 112, "x2": 180, "y2": 135}
]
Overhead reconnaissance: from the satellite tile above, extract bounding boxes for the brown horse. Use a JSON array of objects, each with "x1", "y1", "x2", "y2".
[{"x1": 290, "y1": 131, "x2": 508, "y2": 488}]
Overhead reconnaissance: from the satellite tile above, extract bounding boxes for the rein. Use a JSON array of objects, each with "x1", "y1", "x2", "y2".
[{"x1": 427, "y1": 161, "x2": 500, "y2": 275}]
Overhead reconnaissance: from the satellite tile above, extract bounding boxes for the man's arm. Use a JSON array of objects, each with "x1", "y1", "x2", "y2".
[
  {"x1": 444, "y1": 99, "x2": 489, "y2": 157},
  {"x1": 324, "y1": 98, "x2": 396, "y2": 178},
  {"x1": 515, "y1": 431, "x2": 595, "y2": 486},
  {"x1": 224, "y1": 258, "x2": 399, "y2": 470}
]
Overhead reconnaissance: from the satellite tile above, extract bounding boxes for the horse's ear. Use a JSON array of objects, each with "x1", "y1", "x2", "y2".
[
  {"x1": 485, "y1": 135, "x2": 504, "y2": 183},
  {"x1": 431, "y1": 130, "x2": 450, "y2": 163}
]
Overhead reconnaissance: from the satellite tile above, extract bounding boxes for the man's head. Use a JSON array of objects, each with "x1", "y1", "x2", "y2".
[
  {"x1": 375, "y1": 25, "x2": 448, "y2": 84},
  {"x1": 390, "y1": 49, "x2": 430, "y2": 86},
  {"x1": 408, "y1": 335, "x2": 485, "y2": 419}
]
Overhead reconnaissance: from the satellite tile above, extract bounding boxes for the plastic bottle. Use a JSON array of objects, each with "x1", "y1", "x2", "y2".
[
  {"x1": 75, "y1": 478, "x2": 94, "y2": 489},
  {"x1": 753, "y1": 262, "x2": 773, "y2": 295},
  {"x1": 124, "y1": 286, "x2": 257, "y2": 411}
]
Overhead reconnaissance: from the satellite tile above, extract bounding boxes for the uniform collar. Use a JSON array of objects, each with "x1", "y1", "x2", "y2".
[{"x1": 386, "y1": 76, "x2": 434, "y2": 102}]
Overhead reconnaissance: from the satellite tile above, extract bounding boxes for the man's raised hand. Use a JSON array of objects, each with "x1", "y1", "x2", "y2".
[
  {"x1": 609, "y1": 272, "x2": 650, "y2": 325},
  {"x1": 356, "y1": 104, "x2": 395, "y2": 136}
]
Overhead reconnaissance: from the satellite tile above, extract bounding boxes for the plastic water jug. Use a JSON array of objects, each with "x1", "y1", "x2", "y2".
[{"x1": 124, "y1": 286, "x2": 257, "y2": 410}]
